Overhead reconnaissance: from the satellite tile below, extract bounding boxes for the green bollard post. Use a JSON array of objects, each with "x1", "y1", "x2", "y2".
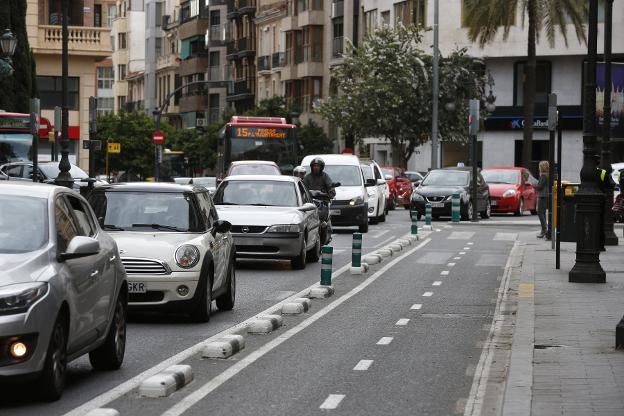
[
  {"x1": 320, "y1": 246, "x2": 333, "y2": 286},
  {"x1": 452, "y1": 193, "x2": 461, "y2": 222},
  {"x1": 352, "y1": 233, "x2": 362, "y2": 268},
  {"x1": 425, "y1": 203, "x2": 432, "y2": 226},
  {"x1": 411, "y1": 210, "x2": 418, "y2": 235}
]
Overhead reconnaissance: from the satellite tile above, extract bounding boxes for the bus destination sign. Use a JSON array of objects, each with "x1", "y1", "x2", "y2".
[
  {"x1": 234, "y1": 127, "x2": 287, "y2": 139},
  {"x1": 0, "y1": 115, "x2": 30, "y2": 130}
]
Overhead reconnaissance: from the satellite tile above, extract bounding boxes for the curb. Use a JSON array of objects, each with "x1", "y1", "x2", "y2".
[
  {"x1": 84, "y1": 409, "x2": 119, "y2": 416},
  {"x1": 201, "y1": 334, "x2": 246, "y2": 359},
  {"x1": 282, "y1": 298, "x2": 312, "y2": 315},
  {"x1": 139, "y1": 364, "x2": 194, "y2": 398},
  {"x1": 309, "y1": 285, "x2": 335, "y2": 298},
  {"x1": 248, "y1": 315, "x2": 284, "y2": 334}
]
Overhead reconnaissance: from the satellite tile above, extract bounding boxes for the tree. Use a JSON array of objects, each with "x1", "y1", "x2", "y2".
[
  {"x1": 320, "y1": 25, "x2": 485, "y2": 168},
  {"x1": 463, "y1": 0, "x2": 587, "y2": 169},
  {"x1": 0, "y1": 0, "x2": 38, "y2": 112},
  {"x1": 166, "y1": 123, "x2": 219, "y2": 174},
  {"x1": 298, "y1": 120, "x2": 334, "y2": 156}
]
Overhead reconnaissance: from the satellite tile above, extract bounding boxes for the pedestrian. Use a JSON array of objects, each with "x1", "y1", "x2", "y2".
[{"x1": 535, "y1": 160, "x2": 550, "y2": 239}]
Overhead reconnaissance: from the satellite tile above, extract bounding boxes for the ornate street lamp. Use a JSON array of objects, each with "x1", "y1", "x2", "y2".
[
  {"x1": 0, "y1": 29, "x2": 17, "y2": 78},
  {"x1": 485, "y1": 71, "x2": 497, "y2": 113}
]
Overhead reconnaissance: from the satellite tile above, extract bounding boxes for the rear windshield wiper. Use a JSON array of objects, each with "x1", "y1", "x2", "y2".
[
  {"x1": 132, "y1": 223, "x2": 185, "y2": 232},
  {"x1": 103, "y1": 224, "x2": 125, "y2": 231}
]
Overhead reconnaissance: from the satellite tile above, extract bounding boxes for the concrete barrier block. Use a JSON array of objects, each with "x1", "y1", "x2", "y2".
[
  {"x1": 202, "y1": 334, "x2": 245, "y2": 359},
  {"x1": 139, "y1": 365, "x2": 193, "y2": 398},
  {"x1": 422, "y1": 225, "x2": 433, "y2": 231},
  {"x1": 294, "y1": 297, "x2": 312, "y2": 310},
  {"x1": 84, "y1": 410, "x2": 119, "y2": 416},
  {"x1": 248, "y1": 315, "x2": 283, "y2": 334},
  {"x1": 363, "y1": 254, "x2": 381, "y2": 265},
  {"x1": 350, "y1": 263, "x2": 369, "y2": 275},
  {"x1": 389, "y1": 244, "x2": 402, "y2": 253},
  {"x1": 397, "y1": 239, "x2": 411, "y2": 247},
  {"x1": 377, "y1": 248, "x2": 392, "y2": 258},
  {"x1": 309, "y1": 285, "x2": 335, "y2": 298},
  {"x1": 282, "y1": 298, "x2": 311, "y2": 315}
]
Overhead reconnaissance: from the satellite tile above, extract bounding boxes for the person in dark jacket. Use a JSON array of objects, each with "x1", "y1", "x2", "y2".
[
  {"x1": 303, "y1": 157, "x2": 336, "y2": 198},
  {"x1": 535, "y1": 160, "x2": 550, "y2": 238}
]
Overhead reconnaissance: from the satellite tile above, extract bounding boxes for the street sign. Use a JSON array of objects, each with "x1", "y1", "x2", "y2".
[
  {"x1": 83, "y1": 140, "x2": 90, "y2": 150},
  {"x1": 108, "y1": 142, "x2": 121, "y2": 154},
  {"x1": 83, "y1": 140, "x2": 102, "y2": 150},
  {"x1": 152, "y1": 131, "x2": 165, "y2": 145},
  {"x1": 196, "y1": 118, "x2": 207, "y2": 127}
]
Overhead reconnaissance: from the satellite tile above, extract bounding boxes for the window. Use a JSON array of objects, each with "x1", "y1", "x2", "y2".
[
  {"x1": 155, "y1": 1, "x2": 163, "y2": 27},
  {"x1": 107, "y1": 5, "x2": 117, "y2": 26},
  {"x1": 394, "y1": 1, "x2": 410, "y2": 26},
  {"x1": 66, "y1": 195, "x2": 96, "y2": 237},
  {"x1": 155, "y1": 37, "x2": 163, "y2": 56},
  {"x1": 98, "y1": 66, "x2": 114, "y2": 89},
  {"x1": 364, "y1": 9, "x2": 378, "y2": 35},
  {"x1": 37, "y1": 76, "x2": 80, "y2": 110},
  {"x1": 332, "y1": 17, "x2": 344, "y2": 57},
  {"x1": 55, "y1": 196, "x2": 78, "y2": 253},
  {"x1": 210, "y1": 10, "x2": 220, "y2": 26},
  {"x1": 303, "y1": 26, "x2": 322, "y2": 62},
  {"x1": 514, "y1": 61, "x2": 551, "y2": 106},
  {"x1": 413, "y1": 0, "x2": 426, "y2": 26},
  {"x1": 95, "y1": 4, "x2": 102, "y2": 27},
  {"x1": 118, "y1": 96, "x2": 126, "y2": 109},
  {"x1": 97, "y1": 97, "x2": 114, "y2": 116},
  {"x1": 117, "y1": 64, "x2": 127, "y2": 81},
  {"x1": 196, "y1": 192, "x2": 214, "y2": 229},
  {"x1": 118, "y1": 32, "x2": 127, "y2": 49},
  {"x1": 381, "y1": 11, "x2": 390, "y2": 27}
]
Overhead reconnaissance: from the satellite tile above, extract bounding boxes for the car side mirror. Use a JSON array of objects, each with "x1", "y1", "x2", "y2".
[
  {"x1": 376, "y1": 179, "x2": 386, "y2": 185},
  {"x1": 414, "y1": 180, "x2": 421, "y2": 187},
  {"x1": 59, "y1": 236, "x2": 100, "y2": 262},
  {"x1": 299, "y1": 202, "x2": 317, "y2": 212},
  {"x1": 365, "y1": 178, "x2": 376, "y2": 187},
  {"x1": 331, "y1": 182, "x2": 341, "y2": 187},
  {"x1": 213, "y1": 219, "x2": 231, "y2": 235},
  {"x1": 384, "y1": 174, "x2": 393, "y2": 181}
]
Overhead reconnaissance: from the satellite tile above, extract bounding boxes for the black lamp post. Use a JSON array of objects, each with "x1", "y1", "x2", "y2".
[
  {"x1": 600, "y1": 0, "x2": 618, "y2": 246},
  {"x1": 0, "y1": 29, "x2": 17, "y2": 78},
  {"x1": 569, "y1": 0, "x2": 605, "y2": 283},
  {"x1": 55, "y1": 0, "x2": 74, "y2": 189}
]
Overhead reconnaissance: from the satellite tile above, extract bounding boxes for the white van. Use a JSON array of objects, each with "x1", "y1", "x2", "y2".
[{"x1": 301, "y1": 154, "x2": 372, "y2": 233}]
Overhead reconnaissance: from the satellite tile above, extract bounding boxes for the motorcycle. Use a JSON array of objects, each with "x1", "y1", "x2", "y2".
[{"x1": 309, "y1": 182, "x2": 340, "y2": 246}]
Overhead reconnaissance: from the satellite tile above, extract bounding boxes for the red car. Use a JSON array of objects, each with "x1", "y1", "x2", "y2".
[
  {"x1": 381, "y1": 166, "x2": 413, "y2": 210},
  {"x1": 481, "y1": 167, "x2": 538, "y2": 216}
]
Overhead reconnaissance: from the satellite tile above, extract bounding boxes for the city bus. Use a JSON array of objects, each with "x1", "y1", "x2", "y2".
[
  {"x1": 0, "y1": 111, "x2": 51, "y2": 164},
  {"x1": 217, "y1": 116, "x2": 298, "y2": 177}
]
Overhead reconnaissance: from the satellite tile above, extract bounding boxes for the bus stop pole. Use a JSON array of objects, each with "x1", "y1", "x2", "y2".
[
  {"x1": 154, "y1": 112, "x2": 161, "y2": 182},
  {"x1": 556, "y1": 113, "x2": 563, "y2": 269},
  {"x1": 548, "y1": 94, "x2": 557, "y2": 248},
  {"x1": 30, "y1": 98, "x2": 40, "y2": 183}
]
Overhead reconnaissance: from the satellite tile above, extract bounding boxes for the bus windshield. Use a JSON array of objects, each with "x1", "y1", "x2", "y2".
[{"x1": 0, "y1": 133, "x2": 32, "y2": 164}]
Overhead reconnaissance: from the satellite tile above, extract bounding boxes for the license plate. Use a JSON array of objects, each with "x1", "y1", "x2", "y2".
[
  {"x1": 128, "y1": 282, "x2": 146, "y2": 293},
  {"x1": 330, "y1": 209, "x2": 341, "y2": 216},
  {"x1": 491, "y1": 200, "x2": 498, "y2": 206},
  {"x1": 431, "y1": 202, "x2": 444, "y2": 208}
]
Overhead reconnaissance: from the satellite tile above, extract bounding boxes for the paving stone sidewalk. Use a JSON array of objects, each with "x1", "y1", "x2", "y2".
[{"x1": 502, "y1": 232, "x2": 624, "y2": 416}]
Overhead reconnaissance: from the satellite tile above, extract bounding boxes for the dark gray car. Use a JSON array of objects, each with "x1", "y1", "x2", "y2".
[{"x1": 0, "y1": 182, "x2": 127, "y2": 401}]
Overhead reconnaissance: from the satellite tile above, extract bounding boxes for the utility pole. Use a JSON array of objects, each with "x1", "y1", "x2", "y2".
[
  {"x1": 469, "y1": 99, "x2": 480, "y2": 223},
  {"x1": 55, "y1": 0, "x2": 74, "y2": 188},
  {"x1": 430, "y1": 0, "x2": 440, "y2": 170}
]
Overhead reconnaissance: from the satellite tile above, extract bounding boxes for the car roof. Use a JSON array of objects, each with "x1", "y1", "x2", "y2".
[
  {"x1": 441, "y1": 167, "x2": 473, "y2": 172},
  {"x1": 485, "y1": 166, "x2": 524, "y2": 171},
  {"x1": 224, "y1": 175, "x2": 298, "y2": 183},
  {"x1": 92, "y1": 182, "x2": 204, "y2": 193},
  {"x1": 230, "y1": 160, "x2": 278, "y2": 166},
  {"x1": 1, "y1": 161, "x2": 79, "y2": 167},
  {"x1": 301, "y1": 154, "x2": 361, "y2": 166},
  {"x1": 0, "y1": 181, "x2": 65, "y2": 198}
]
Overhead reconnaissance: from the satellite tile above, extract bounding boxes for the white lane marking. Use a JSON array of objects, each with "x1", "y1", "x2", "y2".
[
  {"x1": 353, "y1": 360, "x2": 374, "y2": 371},
  {"x1": 395, "y1": 318, "x2": 410, "y2": 326},
  {"x1": 447, "y1": 262, "x2": 456, "y2": 267},
  {"x1": 454, "y1": 257, "x2": 462, "y2": 260},
  {"x1": 432, "y1": 281, "x2": 442, "y2": 286},
  {"x1": 493, "y1": 232, "x2": 518, "y2": 241},
  {"x1": 320, "y1": 394, "x2": 346, "y2": 410},
  {"x1": 467, "y1": 242, "x2": 474, "y2": 245},
  {"x1": 410, "y1": 304, "x2": 422, "y2": 310},
  {"x1": 448, "y1": 231, "x2": 475, "y2": 240},
  {"x1": 372, "y1": 229, "x2": 390, "y2": 239},
  {"x1": 377, "y1": 337, "x2": 394, "y2": 345},
  {"x1": 423, "y1": 291, "x2": 433, "y2": 297},
  {"x1": 441, "y1": 270, "x2": 450, "y2": 276},
  {"x1": 373, "y1": 236, "x2": 395, "y2": 248},
  {"x1": 463, "y1": 247, "x2": 471, "y2": 250},
  {"x1": 459, "y1": 251, "x2": 466, "y2": 255},
  {"x1": 435, "y1": 229, "x2": 442, "y2": 232},
  {"x1": 160, "y1": 239, "x2": 432, "y2": 416},
  {"x1": 443, "y1": 225, "x2": 452, "y2": 229}
]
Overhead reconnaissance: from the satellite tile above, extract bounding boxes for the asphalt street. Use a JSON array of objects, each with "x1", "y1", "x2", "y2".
[{"x1": 0, "y1": 207, "x2": 416, "y2": 416}]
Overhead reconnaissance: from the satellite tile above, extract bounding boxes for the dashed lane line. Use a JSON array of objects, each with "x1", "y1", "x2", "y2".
[
  {"x1": 459, "y1": 251, "x2": 466, "y2": 255},
  {"x1": 454, "y1": 257, "x2": 462, "y2": 260},
  {"x1": 463, "y1": 247, "x2": 471, "y2": 250},
  {"x1": 353, "y1": 360, "x2": 374, "y2": 371},
  {"x1": 467, "y1": 242, "x2": 474, "y2": 245},
  {"x1": 377, "y1": 337, "x2": 394, "y2": 345},
  {"x1": 441, "y1": 271, "x2": 450, "y2": 276},
  {"x1": 432, "y1": 281, "x2": 442, "y2": 286},
  {"x1": 395, "y1": 318, "x2": 410, "y2": 326},
  {"x1": 447, "y1": 262, "x2": 456, "y2": 267},
  {"x1": 319, "y1": 394, "x2": 346, "y2": 410},
  {"x1": 159, "y1": 239, "x2": 432, "y2": 416},
  {"x1": 423, "y1": 292, "x2": 434, "y2": 297},
  {"x1": 410, "y1": 304, "x2": 422, "y2": 310}
]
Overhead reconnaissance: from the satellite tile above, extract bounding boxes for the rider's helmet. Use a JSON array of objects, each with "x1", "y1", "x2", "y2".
[
  {"x1": 310, "y1": 157, "x2": 325, "y2": 172},
  {"x1": 293, "y1": 165, "x2": 306, "y2": 179}
]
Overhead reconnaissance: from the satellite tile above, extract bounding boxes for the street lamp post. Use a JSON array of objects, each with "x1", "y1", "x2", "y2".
[
  {"x1": 569, "y1": 0, "x2": 605, "y2": 283},
  {"x1": 55, "y1": 0, "x2": 74, "y2": 189},
  {"x1": 0, "y1": 29, "x2": 17, "y2": 78},
  {"x1": 430, "y1": 0, "x2": 440, "y2": 170},
  {"x1": 600, "y1": 0, "x2": 618, "y2": 246}
]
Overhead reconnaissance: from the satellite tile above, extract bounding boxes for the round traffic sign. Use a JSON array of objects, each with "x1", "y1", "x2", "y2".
[{"x1": 152, "y1": 131, "x2": 165, "y2": 145}]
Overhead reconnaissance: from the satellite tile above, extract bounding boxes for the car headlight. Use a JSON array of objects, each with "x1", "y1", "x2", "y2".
[
  {"x1": 175, "y1": 245, "x2": 200, "y2": 269},
  {"x1": 411, "y1": 193, "x2": 424, "y2": 201},
  {"x1": 267, "y1": 224, "x2": 300, "y2": 233},
  {"x1": 0, "y1": 283, "x2": 48, "y2": 315},
  {"x1": 503, "y1": 189, "x2": 517, "y2": 198},
  {"x1": 349, "y1": 196, "x2": 364, "y2": 206}
]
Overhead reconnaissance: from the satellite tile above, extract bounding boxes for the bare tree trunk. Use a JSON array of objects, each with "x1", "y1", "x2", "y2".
[
  {"x1": 391, "y1": 139, "x2": 406, "y2": 168},
  {"x1": 522, "y1": 0, "x2": 537, "y2": 171}
]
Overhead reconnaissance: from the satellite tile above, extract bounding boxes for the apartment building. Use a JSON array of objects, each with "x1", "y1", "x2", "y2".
[
  {"x1": 26, "y1": 0, "x2": 115, "y2": 168},
  {"x1": 156, "y1": 0, "x2": 181, "y2": 127},
  {"x1": 226, "y1": 0, "x2": 257, "y2": 113},
  {"x1": 205, "y1": 0, "x2": 228, "y2": 125}
]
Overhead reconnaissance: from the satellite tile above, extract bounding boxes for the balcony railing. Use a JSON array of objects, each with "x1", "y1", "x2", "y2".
[
  {"x1": 232, "y1": 79, "x2": 255, "y2": 96},
  {"x1": 257, "y1": 55, "x2": 270, "y2": 71},
  {"x1": 208, "y1": 65, "x2": 222, "y2": 80},
  {"x1": 331, "y1": 1, "x2": 344, "y2": 18},
  {"x1": 303, "y1": 45, "x2": 322, "y2": 62},
  {"x1": 209, "y1": 24, "x2": 226, "y2": 43},
  {"x1": 227, "y1": 0, "x2": 257, "y2": 16},
  {"x1": 226, "y1": 37, "x2": 254, "y2": 57},
  {"x1": 272, "y1": 52, "x2": 286, "y2": 68},
  {"x1": 37, "y1": 25, "x2": 112, "y2": 55},
  {"x1": 332, "y1": 36, "x2": 344, "y2": 57}
]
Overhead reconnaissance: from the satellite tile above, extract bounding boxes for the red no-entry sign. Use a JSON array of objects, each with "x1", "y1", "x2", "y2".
[{"x1": 152, "y1": 131, "x2": 165, "y2": 145}]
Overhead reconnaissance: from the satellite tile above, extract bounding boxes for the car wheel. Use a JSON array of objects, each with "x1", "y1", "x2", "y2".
[
  {"x1": 291, "y1": 236, "x2": 307, "y2": 270},
  {"x1": 480, "y1": 199, "x2": 491, "y2": 219},
  {"x1": 461, "y1": 201, "x2": 473, "y2": 221},
  {"x1": 191, "y1": 269, "x2": 213, "y2": 323},
  {"x1": 38, "y1": 315, "x2": 68, "y2": 402},
  {"x1": 89, "y1": 293, "x2": 127, "y2": 371},
  {"x1": 379, "y1": 211, "x2": 386, "y2": 222},
  {"x1": 358, "y1": 222, "x2": 369, "y2": 233},
  {"x1": 216, "y1": 261, "x2": 236, "y2": 311},
  {"x1": 307, "y1": 235, "x2": 321, "y2": 262},
  {"x1": 515, "y1": 198, "x2": 524, "y2": 216}
]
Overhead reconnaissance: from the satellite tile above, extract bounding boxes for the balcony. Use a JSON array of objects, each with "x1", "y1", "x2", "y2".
[
  {"x1": 226, "y1": 37, "x2": 255, "y2": 60},
  {"x1": 297, "y1": 9, "x2": 324, "y2": 27},
  {"x1": 332, "y1": 36, "x2": 344, "y2": 58},
  {"x1": 331, "y1": 1, "x2": 344, "y2": 18},
  {"x1": 272, "y1": 52, "x2": 286, "y2": 69},
  {"x1": 35, "y1": 25, "x2": 112, "y2": 57},
  {"x1": 179, "y1": 87, "x2": 208, "y2": 113},
  {"x1": 179, "y1": 16, "x2": 209, "y2": 40},
  {"x1": 257, "y1": 55, "x2": 270, "y2": 72},
  {"x1": 157, "y1": 54, "x2": 179, "y2": 71},
  {"x1": 208, "y1": 24, "x2": 226, "y2": 45},
  {"x1": 179, "y1": 55, "x2": 209, "y2": 77},
  {"x1": 227, "y1": 78, "x2": 255, "y2": 102},
  {"x1": 227, "y1": 0, "x2": 257, "y2": 19}
]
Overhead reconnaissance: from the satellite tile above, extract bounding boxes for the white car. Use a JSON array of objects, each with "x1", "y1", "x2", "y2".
[
  {"x1": 360, "y1": 160, "x2": 389, "y2": 223},
  {"x1": 88, "y1": 183, "x2": 235, "y2": 322}
]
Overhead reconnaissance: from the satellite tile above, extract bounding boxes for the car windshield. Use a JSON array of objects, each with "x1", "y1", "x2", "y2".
[
  {"x1": 214, "y1": 180, "x2": 298, "y2": 207},
  {"x1": 89, "y1": 191, "x2": 201, "y2": 232},
  {"x1": 228, "y1": 164, "x2": 281, "y2": 176},
  {"x1": 381, "y1": 168, "x2": 394, "y2": 178},
  {"x1": 405, "y1": 172, "x2": 421, "y2": 182},
  {"x1": 482, "y1": 170, "x2": 520, "y2": 185},
  {"x1": 0, "y1": 195, "x2": 48, "y2": 253},
  {"x1": 40, "y1": 164, "x2": 89, "y2": 179},
  {"x1": 361, "y1": 165, "x2": 374, "y2": 181},
  {"x1": 421, "y1": 170, "x2": 469, "y2": 186},
  {"x1": 318, "y1": 165, "x2": 362, "y2": 187}
]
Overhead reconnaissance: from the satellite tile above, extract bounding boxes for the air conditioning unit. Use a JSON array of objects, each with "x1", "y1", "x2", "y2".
[
  {"x1": 162, "y1": 15, "x2": 171, "y2": 27},
  {"x1": 196, "y1": 118, "x2": 207, "y2": 127}
]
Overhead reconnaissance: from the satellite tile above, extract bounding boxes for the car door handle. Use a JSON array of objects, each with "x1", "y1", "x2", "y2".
[
  {"x1": 109, "y1": 255, "x2": 116, "y2": 262},
  {"x1": 90, "y1": 270, "x2": 99, "y2": 278}
]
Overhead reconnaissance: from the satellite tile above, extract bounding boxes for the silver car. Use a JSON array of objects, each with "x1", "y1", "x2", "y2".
[
  {"x1": 213, "y1": 175, "x2": 320, "y2": 269},
  {"x1": 0, "y1": 182, "x2": 127, "y2": 401}
]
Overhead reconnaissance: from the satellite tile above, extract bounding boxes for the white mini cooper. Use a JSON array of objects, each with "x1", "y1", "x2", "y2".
[{"x1": 88, "y1": 183, "x2": 235, "y2": 322}]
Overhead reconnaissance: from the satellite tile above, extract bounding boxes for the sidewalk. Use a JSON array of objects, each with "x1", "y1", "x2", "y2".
[{"x1": 501, "y1": 232, "x2": 624, "y2": 415}]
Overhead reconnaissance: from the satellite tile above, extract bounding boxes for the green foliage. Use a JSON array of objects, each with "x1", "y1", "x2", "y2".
[
  {"x1": 0, "y1": 0, "x2": 37, "y2": 112},
  {"x1": 166, "y1": 123, "x2": 220, "y2": 173},
  {"x1": 320, "y1": 25, "x2": 485, "y2": 167},
  {"x1": 298, "y1": 120, "x2": 334, "y2": 156}
]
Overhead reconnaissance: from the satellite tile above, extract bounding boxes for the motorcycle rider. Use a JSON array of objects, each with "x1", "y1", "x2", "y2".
[
  {"x1": 293, "y1": 165, "x2": 307, "y2": 180},
  {"x1": 303, "y1": 157, "x2": 336, "y2": 198}
]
